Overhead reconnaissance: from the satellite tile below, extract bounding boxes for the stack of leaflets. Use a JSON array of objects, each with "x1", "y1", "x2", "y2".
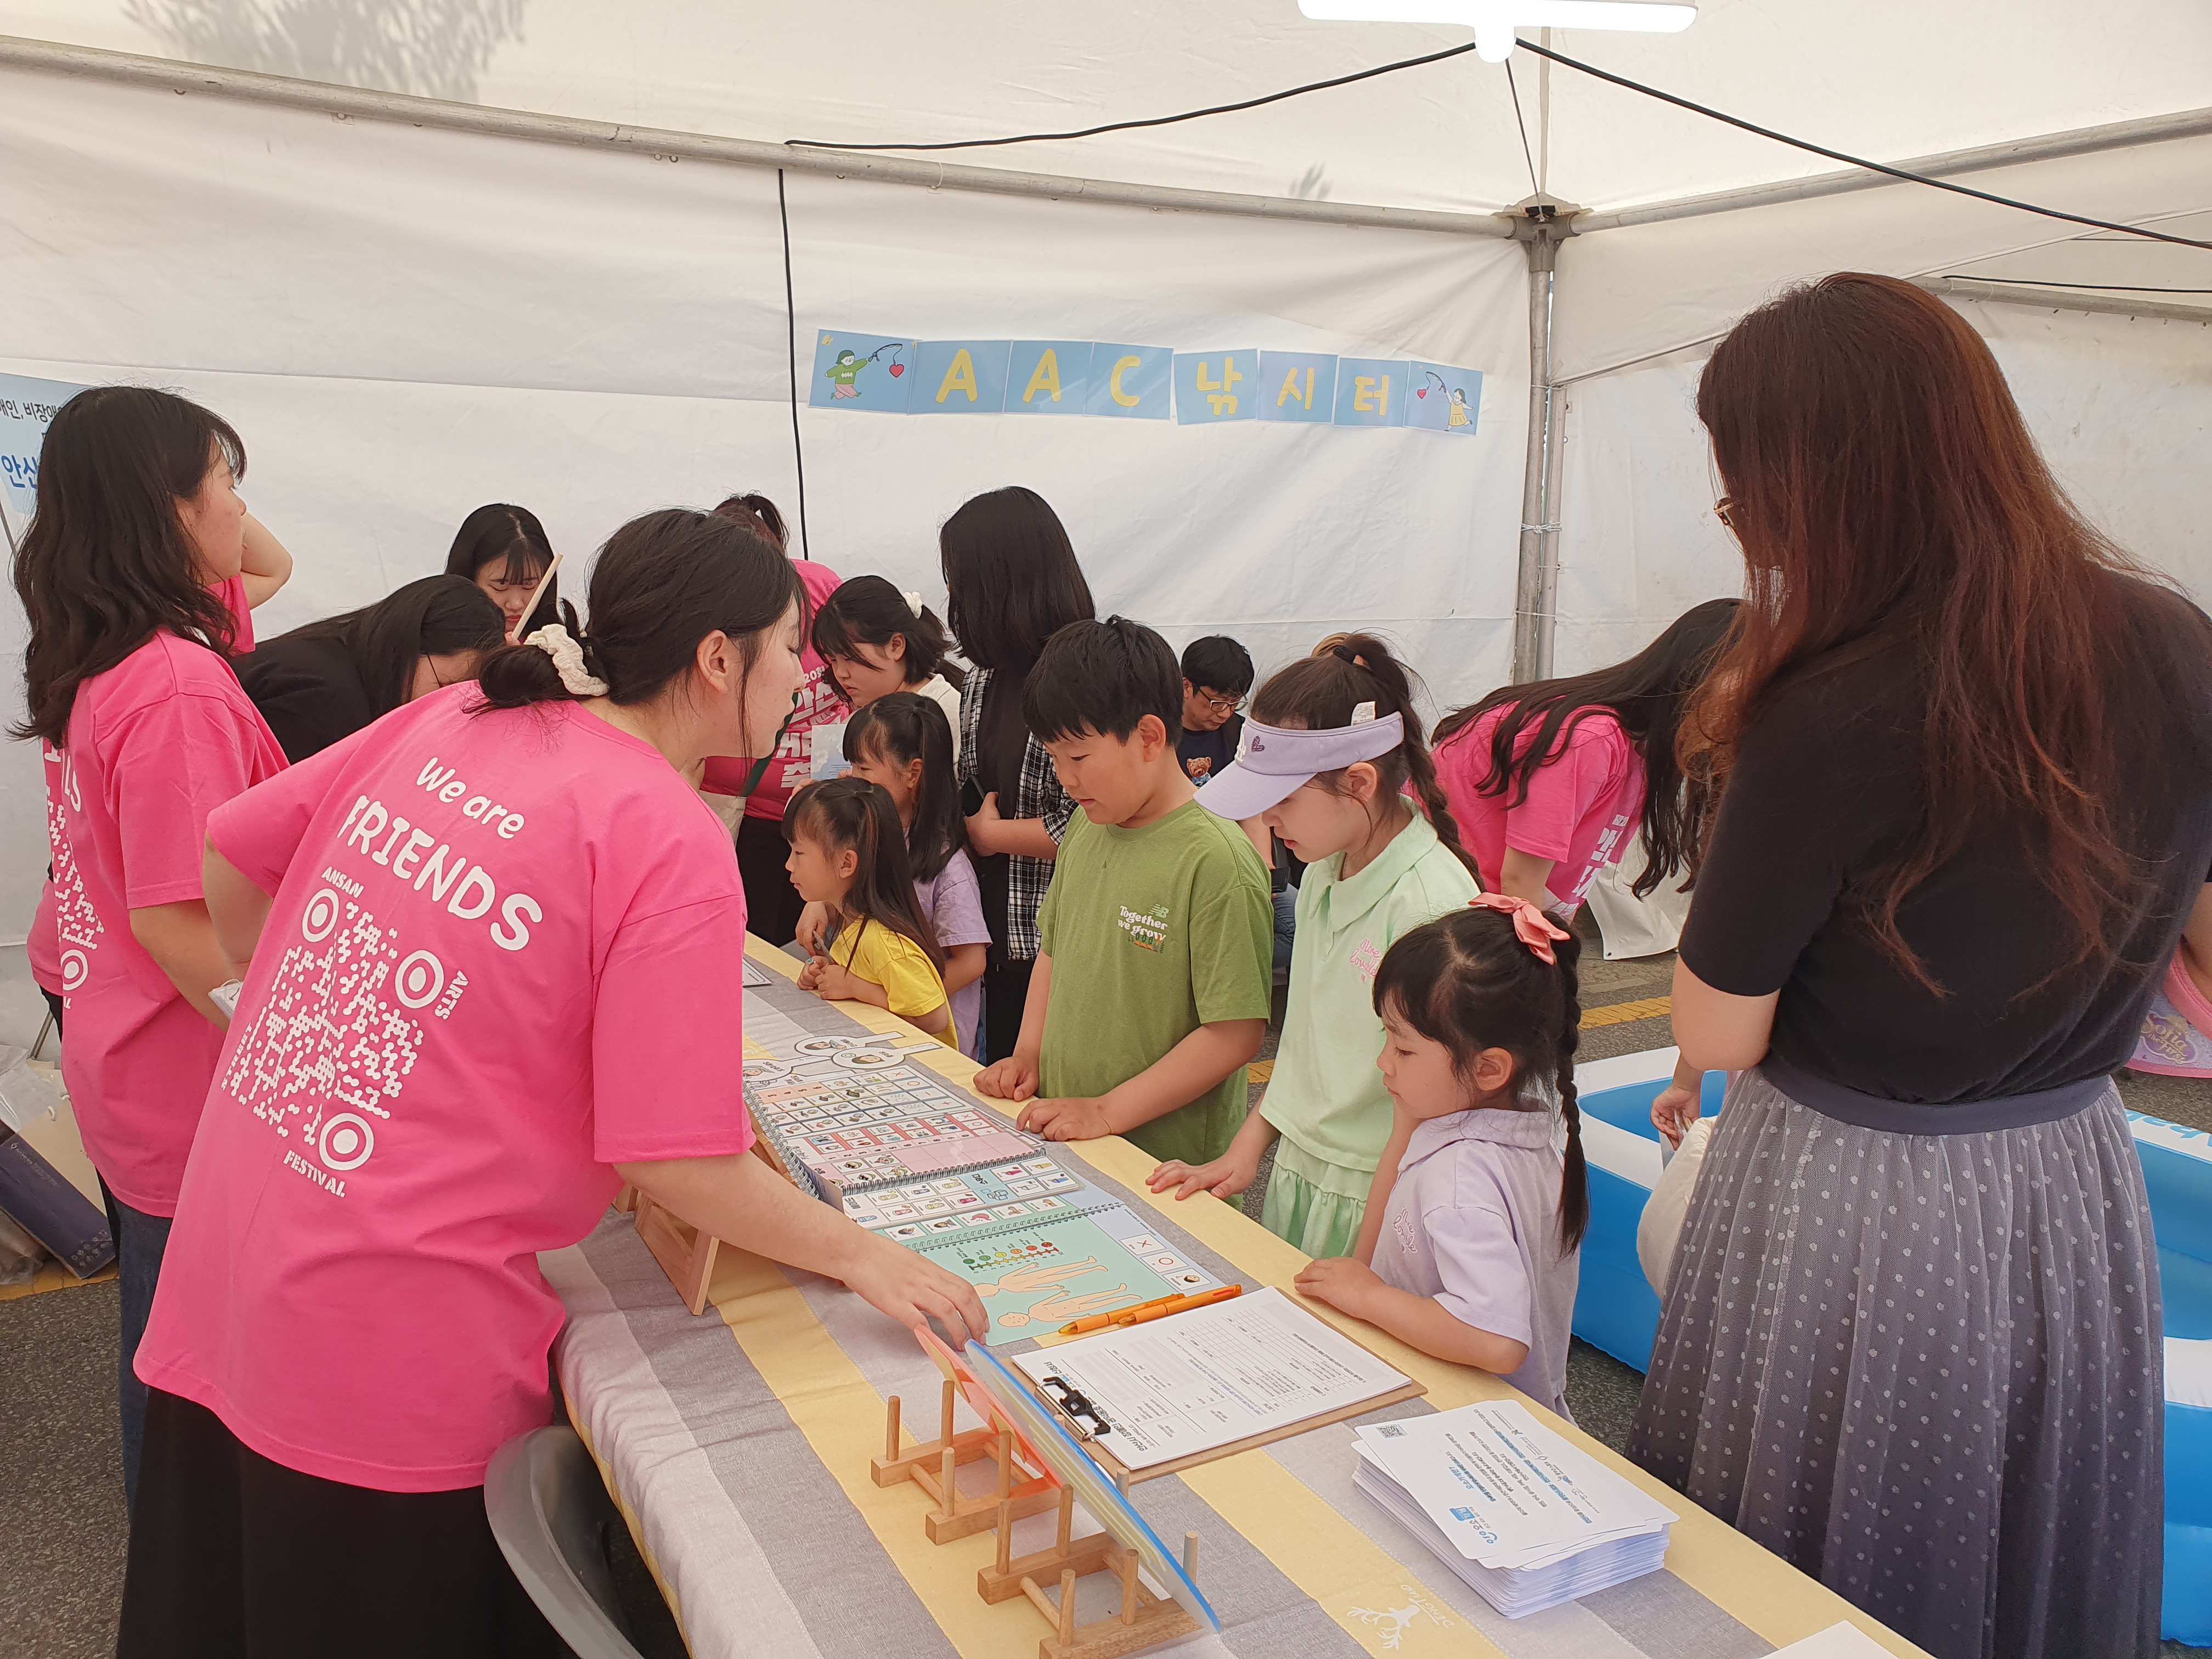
[{"x1": 1352, "y1": 1401, "x2": 1675, "y2": 1618}]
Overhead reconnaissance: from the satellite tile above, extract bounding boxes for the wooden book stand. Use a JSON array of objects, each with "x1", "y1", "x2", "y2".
[
  {"x1": 875, "y1": 1384, "x2": 1059, "y2": 1544},
  {"x1": 977, "y1": 1485, "x2": 1202, "y2": 1659}
]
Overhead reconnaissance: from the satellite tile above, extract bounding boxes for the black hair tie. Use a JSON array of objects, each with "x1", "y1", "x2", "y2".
[{"x1": 1331, "y1": 644, "x2": 1371, "y2": 671}]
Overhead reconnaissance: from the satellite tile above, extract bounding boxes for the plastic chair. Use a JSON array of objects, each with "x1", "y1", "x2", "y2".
[{"x1": 485, "y1": 1425, "x2": 647, "y2": 1659}]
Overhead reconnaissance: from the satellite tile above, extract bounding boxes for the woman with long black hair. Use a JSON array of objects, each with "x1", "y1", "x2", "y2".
[
  {"x1": 941, "y1": 486, "x2": 1095, "y2": 1063},
  {"x1": 119, "y1": 508, "x2": 983, "y2": 1656},
  {"x1": 238, "y1": 574, "x2": 506, "y2": 760},
  {"x1": 11, "y1": 386, "x2": 287, "y2": 1508},
  {"x1": 1636, "y1": 274, "x2": 2212, "y2": 1659},
  {"x1": 443, "y1": 501, "x2": 566, "y2": 640},
  {"x1": 1432, "y1": 599, "x2": 1740, "y2": 916}
]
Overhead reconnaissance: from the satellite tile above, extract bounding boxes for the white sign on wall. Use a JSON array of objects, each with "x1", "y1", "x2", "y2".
[{"x1": 0, "y1": 371, "x2": 89, "y2": 548}]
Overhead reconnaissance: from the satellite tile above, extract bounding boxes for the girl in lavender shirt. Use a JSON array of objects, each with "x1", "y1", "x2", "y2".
[
  {"x1": 1298, "y1": 897, "x2": 1587, "y2": 1419},
  {"x1": 805, "y1": 692, "x2": 991, "y2": 1056}
]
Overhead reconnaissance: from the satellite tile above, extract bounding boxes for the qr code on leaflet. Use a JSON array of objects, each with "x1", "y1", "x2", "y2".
[{"x1": 223, "y1": 885, "x2": 439, "y2": 1176}]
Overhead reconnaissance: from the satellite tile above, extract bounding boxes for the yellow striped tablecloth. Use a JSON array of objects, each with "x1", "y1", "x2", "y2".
[{"x1": 543, "y1": 944, "x2": 1926, "y2": 1659}]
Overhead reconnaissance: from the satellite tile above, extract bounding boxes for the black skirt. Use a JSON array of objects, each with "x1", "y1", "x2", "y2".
[{"x1": 119, "y1": 1389, "x2": 568, "y2": 1659}]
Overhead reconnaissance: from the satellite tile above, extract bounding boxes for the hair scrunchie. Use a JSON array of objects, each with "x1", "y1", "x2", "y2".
[
  {"x1": 1467, "y1": 891, "x2": 1572, "y2": 966},
  {"x1": 525, "y1": 623, "x2": 608, "y2": 697},
  {"x1": 901, "y1": 589, "x2": 924, "y2": 618}
]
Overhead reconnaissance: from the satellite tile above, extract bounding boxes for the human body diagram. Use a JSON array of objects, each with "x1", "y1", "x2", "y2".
[{"x1": 973, "y1": 1257, "x2": 1134, "y2": 1329}]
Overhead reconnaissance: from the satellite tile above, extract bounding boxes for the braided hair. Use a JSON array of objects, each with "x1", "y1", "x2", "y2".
[
  {"x1": 1371, "y1": 906, "x2": 1588, "y2": 1254},
  {"x1": 1247, "y1": 632, "x2": 1482, "y2": 885}
]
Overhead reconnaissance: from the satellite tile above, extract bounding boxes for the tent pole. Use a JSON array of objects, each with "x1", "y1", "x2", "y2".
[
  {"x1": 1575, "y1": 106, "x2": 2212, "y2": 235},
  {"x1": 1918, "y1": 277, "x2": 2212, "y2": 325},
  {"x1": 1506, "y1": 198, "x2": 1580, "y2": 683}
]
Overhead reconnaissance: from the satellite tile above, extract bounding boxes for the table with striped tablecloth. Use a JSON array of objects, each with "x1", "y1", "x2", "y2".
[{"x1": 543, "y1": 946, "x2": 1926, "y2": 1659}]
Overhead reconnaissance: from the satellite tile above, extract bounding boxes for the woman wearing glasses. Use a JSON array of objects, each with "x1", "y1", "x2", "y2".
[
  {"x1": 1431, "y1": 599, "x2": 1740, "y2": 917},
  {"x1": 1637, "y1": 273, "x2": 2211, "y2": 1659},
  {"x1": 237, "y1": 575, "x2": 508, "y2": 762}
]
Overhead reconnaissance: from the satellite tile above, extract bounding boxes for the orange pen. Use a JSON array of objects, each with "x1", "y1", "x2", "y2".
[
  {"x1": 1121, "y1": 1284, "x2": 1242, "y2": 1327},
  {"x1": 1059, "y1": 1291, "x2": 1182, "y2": 1336},
  {"x1": 1057, "y1": 1283, "x2": 1243, "y2": 1336}
]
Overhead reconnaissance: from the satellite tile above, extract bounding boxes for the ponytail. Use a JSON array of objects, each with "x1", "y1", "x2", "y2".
[
  {"x1": 474, "y1": 508, "x2": 798, "y2": 716},
  {"x1": 1372, "y1": 906, "x2": 1588, "y2": 1255},
  {"x1": 713, "y1": 491, "x2": 789, "y2": 550},
  {"x1": 785, "y1": 776, "x2": 946, "y2": 972},
  {"x1": 1249, "y1": 631, "x2": 1483, "y2": 886},
  {"x1": 814, "y1": 574, "x2": 968, "y2": 698},
  {"x1": 845, "y1": 692, "x2": 967, "y2": 882},
  {"x1": 1550, "y1": 930, "x2": 1588, "y2": 1254}
]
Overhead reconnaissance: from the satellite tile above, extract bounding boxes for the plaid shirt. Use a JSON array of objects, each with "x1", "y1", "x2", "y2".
[{"x1": 957, "y1": 667, "x2": 1075, "y2": 961}]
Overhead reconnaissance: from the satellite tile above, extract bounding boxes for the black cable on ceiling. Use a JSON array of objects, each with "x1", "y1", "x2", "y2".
[
  {"x1": 783, "y1": 31, "x2": 2210, "y2": 253},
  {"x1": 1504, "y1": 58, "x2": 1541, "y2": 198},
  {"x1": 785, "y1": 39, "x2": 1482, "y2": 153},
  {"x1": 1934, "y1": 274, "x2": 2212, "y2": 293},
  {"x1": 776, "y1": 169, "x2": 810, "y2": 561},
  {"x1": 1510, "y1": 36, "x2": 2210, "y2": 251}
]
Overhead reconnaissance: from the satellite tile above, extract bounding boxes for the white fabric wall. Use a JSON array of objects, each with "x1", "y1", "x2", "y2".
[
  {"x1": 5, "y1": 0, "x2": 2208, "y2": 218},
  {"x1": 1549, "y1": 299, "x2": 2212, "y2": 675},
  {"x1": 0, "y1": 63, "x2": 1531, "y2": 941}
]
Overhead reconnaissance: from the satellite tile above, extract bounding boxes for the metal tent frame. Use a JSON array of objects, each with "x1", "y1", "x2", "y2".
[{"x1": 2, "y1": 32, "x2": 2204, "y2": 681}]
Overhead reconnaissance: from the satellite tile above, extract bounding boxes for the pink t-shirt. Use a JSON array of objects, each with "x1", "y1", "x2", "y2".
[
  {"x1": 133, "y1": 685, "x2": 757, "y2": 1492},
  {"x1": 216, "y1": 572, "x2": 255, "y2": 651},
  {"x1": 27, "y1": 575, "x2": 257, "y2": 998},
  {"x1": 42, "y1": 633, "x2": 287, "y2": 1214},
  {"x1": 738, "y1": 557, "x2": 847, "y2": 820},
  {"x1": 27, "y1": 882, "x2": 60, "y2": 994},
  {"x1": 1435, "y1": 706, "x2": 1645, "y2": 912}
]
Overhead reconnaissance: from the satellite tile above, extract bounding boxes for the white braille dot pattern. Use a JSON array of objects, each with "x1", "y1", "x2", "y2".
[{"x1": 1628, "y1": 1071, "x2": 2163, "y2": 1659}]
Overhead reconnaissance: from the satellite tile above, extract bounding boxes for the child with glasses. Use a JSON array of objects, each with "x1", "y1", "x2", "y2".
[{"x1": 1175, "y1": 635, "x2": 1252, "y2": 783}]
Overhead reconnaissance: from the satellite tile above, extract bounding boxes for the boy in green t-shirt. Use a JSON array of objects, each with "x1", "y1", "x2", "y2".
[{"x1": 973, "y1": 618, "x2": 1273, "y2": 1165}]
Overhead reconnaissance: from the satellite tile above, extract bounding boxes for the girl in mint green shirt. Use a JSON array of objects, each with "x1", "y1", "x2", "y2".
[{"x1": 1148, "y1": 634, "x2": 1482, "y2": 1257}]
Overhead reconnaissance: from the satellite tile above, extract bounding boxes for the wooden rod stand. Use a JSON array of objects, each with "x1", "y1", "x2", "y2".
[
  {"x1": 981, "y1": 1488, "x2": 1201, "y2": 1659},
  {"x1": 631, "y1": 1192, "x2": 718, "y2": 1316},
  {"x1": 874, "y1": 1384, "x2": 1057, "y2": 1544}
]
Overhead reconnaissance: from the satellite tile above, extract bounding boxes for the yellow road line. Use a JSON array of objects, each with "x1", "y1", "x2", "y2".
[{"x1": 1582, "y1": 995, "x2": 1671, "y2": 1028}]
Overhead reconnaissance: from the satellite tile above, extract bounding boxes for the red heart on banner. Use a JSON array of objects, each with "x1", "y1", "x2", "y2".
[
  {"x1": 888, "y1": 364, "x2": 905, "y2": 376},
  {"x1": 1416, "y1": 387, "x2": 1428, "y2": 397}
]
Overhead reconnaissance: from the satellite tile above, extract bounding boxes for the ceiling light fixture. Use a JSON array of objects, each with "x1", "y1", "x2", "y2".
[{"x1": 1296, "y1": 0, "x2": 1696, "y2": 64}]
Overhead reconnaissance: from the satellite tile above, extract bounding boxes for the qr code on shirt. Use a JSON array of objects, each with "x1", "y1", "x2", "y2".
[{"x1": 222, "y1": 884, "x2": 453, "y2": 1178}]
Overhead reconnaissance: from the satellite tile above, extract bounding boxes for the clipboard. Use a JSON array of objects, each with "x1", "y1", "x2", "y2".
[{"x1": 1015, "y1": 1291, "x2": 1426, "y2": 1488}]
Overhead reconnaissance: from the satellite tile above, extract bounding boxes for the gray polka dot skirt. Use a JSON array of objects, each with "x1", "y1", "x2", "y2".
[{"x1": 1629, "y1": 1068, "x2": 2163, "y2": 1659}]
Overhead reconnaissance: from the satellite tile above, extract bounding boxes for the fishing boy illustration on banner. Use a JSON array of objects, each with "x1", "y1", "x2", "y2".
[
  {"x1": 809, "y1": 331, "x2": 920, "y2": 413},
  {"x1": 1406, "y1": 362, "x2": 1483, "y2": 436}
]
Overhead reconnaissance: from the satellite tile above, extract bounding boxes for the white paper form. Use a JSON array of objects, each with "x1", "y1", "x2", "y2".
[
  {"x1": 1354, "y1": 1401, "x2": 1674, "y2": 1571},
  {"x1": 1012, "y1": 1286, "x2": 1412, "y2": 1470}
]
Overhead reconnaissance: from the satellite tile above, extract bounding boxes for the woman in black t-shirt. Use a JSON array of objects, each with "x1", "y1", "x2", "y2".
[
  {"x1": 940, "y1": 487, "x2": 1094, "y2": 1062},
  {"x1": 238, "y1": 575, "x2": 507, "y2": 761},
  {"x1": 1632, "y1": 274, "x2": 2212, "y2": 1659}
]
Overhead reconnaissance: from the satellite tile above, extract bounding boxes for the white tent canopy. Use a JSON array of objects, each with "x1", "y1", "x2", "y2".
[{"x1": 1, "y1": 1, "x2": 2209, "y2": 941}]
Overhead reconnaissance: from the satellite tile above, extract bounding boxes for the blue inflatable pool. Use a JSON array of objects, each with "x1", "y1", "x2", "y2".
[{"x1": 1569, "y1": 1048, "x2": 2212, "y2": 1645}]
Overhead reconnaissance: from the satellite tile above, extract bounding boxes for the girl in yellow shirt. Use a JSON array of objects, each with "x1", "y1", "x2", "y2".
[{"x1": 785, "y1": 777, "x2": 953, "y2": 1039}]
